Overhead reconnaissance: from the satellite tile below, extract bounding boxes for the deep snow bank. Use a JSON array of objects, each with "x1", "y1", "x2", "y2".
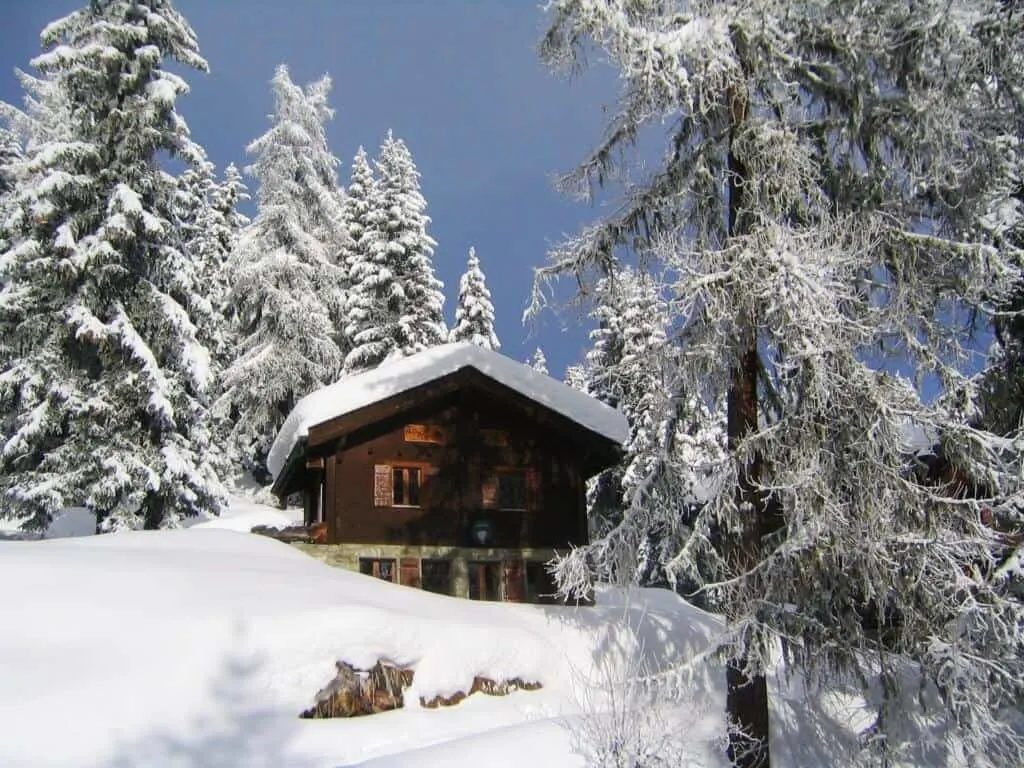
[{"x1": 0, "y1": 525, "x2": 904, "y2": 766}]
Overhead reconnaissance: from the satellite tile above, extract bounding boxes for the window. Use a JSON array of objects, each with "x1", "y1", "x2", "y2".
[
  {"x1": 526, "y1": 561, "x2": 558, "y2": 604},
  {"x1": 497, "y1": 471, "x2": 527, "y2": 510},
  {"x1": 392, "y1": 467, "x2": 421, "y2": 507},
  {"x1": 359, "y1": 558, "x2": 396, "y2": 582},
  {"x1": 421, "y1": 559, "x2": 451, "y2": 595}
]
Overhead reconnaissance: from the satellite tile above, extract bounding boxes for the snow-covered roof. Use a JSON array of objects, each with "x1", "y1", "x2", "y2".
[{"x1": 267, "y1": 342, "x2": 629, "y2": 479}]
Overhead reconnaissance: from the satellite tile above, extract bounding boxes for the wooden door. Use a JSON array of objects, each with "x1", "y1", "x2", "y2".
[{"x1": 400, "y1": 557, "x2": 421, "y2": 589}]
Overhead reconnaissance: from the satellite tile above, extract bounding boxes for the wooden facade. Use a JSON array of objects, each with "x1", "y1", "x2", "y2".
[{"x1": 272, "y1": 367, "x2": 622, "y2": 603}]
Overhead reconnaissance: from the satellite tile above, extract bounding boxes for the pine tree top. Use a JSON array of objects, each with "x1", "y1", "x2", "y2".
[
  {"x1": 450, "y1": 246, "x2": 500, "y2": 351},
  {"x1": 528, "y1": 347, "x2": 548, "y2": 376}
]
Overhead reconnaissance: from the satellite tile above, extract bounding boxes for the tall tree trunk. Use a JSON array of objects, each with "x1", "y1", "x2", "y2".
[
  {"x1": 723, "y1": 38, "x2": 772, "y2": 766},
  {"x1": 725, "y1": 343, "x2": 771, "y2": 768}
]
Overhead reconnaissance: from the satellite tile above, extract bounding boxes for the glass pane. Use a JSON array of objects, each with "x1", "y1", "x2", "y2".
[
  {"x1": 422, "y1": 559, "x2": 451, "y2": 594},
  {"x1": 392, "y1": 468, "x2": 404, "y2": 505},
  {"x1": 499, "y1": 473, "x2": 526, "y2": 509}
]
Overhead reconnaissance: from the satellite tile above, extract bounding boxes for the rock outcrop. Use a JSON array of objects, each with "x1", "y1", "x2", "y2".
[
  {"x1": 300, "y1": 661, "x2": 541, "y2": 718},
  {"x1": 300, "y1": 660, "x2": 414, "y2": 718}
]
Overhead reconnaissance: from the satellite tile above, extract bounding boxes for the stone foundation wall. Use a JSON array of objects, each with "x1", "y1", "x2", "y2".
[{"x1": 291, "y1": 542, "x2": 565, "y2": 601}]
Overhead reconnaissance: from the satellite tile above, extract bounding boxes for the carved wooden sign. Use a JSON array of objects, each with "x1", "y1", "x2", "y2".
[
  {"x1": 404, "y1": 424, "x2": 446, "y2": 444},
  {"x1": 373, "y1": 464, "x2": 391, "y2": 507}
]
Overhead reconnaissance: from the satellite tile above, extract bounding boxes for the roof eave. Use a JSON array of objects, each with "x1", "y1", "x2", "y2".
[{"x1": 270, "y1": 436, "x2": 308, "y2": 499}]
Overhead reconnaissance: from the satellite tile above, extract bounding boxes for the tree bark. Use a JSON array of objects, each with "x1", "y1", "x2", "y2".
[
  {"x1": 723, "y1": 36, "x2": 772, "y2": 766},
  {"x1": 725, "y1": 346, "x2": 771, "y2": 768}
]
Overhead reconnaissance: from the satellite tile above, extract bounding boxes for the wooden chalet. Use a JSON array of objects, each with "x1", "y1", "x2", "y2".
[{"x1": 268, "y1": 343, "x2": 627, "y2": 603}]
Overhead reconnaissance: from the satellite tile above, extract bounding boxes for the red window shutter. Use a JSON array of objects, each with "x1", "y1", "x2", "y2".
[
  {"x1": 373, "y1": 465, "x2": 391, "y2": 507},
  {"x1": 400, "y1": 558, "x2": 421, "y2": 588},
  {"x1": 504, "y1": 558, "x2": 525, "y2": 602}
]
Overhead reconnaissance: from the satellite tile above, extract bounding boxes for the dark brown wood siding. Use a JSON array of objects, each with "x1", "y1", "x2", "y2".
[{"x1": 317, "y1": 387, "x2": 592, "y2": 549}]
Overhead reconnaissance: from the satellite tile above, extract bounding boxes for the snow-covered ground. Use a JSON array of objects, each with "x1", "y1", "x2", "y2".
[
  {"x1": 0, "y1": 498, "x2": 897, "y2": 767},
  {"x1": 0, "y1": 489, "x2": 301, "y2": 541},
  {"x1": 189, "y1": 493, "x2": 301, "y2": 532}
]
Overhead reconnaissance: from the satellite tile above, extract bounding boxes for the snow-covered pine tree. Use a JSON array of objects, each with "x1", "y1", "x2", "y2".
[
  {"x1": 578, "y1": 271, "x2": 631, "y2": 540},
  {"x1": 174, "y1": 156, "x2": 225, "y2": 350},
  {"x1": 207, "y1": 161, "x2": 249, "y2": 342},
  {"x1": 338, "y1": 146, "x2": 377, "y2": 365},
  {"x1": 0, "y1": 128, "x2": 19, "y2": 197},
  {"x1": 344, "y1": 131, "x2": 445, "y2": 373},
  {"x1": 211, "y1": 163, "x2": 250, "y2": 260},
  {"x1": 574, "y1": 267, "x2": 725, "y2": 586},
  {"x1": 0, "y1": 71, "x2": 64, "y2": 392},
  {"x1": 973, "y1": 137, "x2": 1024, "y2": 437},
  {"x1": 0, "y1": 0, "x2": 223, "y2": 532},
  {"x1": 0, "y1": 69, "x2": 72, "y2": 239},
  {"x1": 0, "y1": 127, "x2": 23, "y2": 378},
  {"x1": 563, "y1": 363, "x2": 587, "y2": 392},
  {"x1": 0, "y1": 69, "x2": 70, "y2": 151},
  {"x1": 450, "y1": 247, "x2": 500, "y2": 350},
  {"x1": 0, "y1": 127, "x2": 20, "y2": 252},
  {"x1": 527, "y1": 347, "x2": 548, "y2": 375},
  {"x1": 217, "y1": 65, "x2": 346, "y2": 478},
  {"x1": 535, "y1": 1, "x2": 1024, "y2": 765}
]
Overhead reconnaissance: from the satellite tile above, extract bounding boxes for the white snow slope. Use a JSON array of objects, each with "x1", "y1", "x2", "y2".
[
  {"x1": 0, "y1": 524, "x2": 920, "y2": 767},
  {"x1": 267, "y1": 342, "x2": 629, "y2": 478}
]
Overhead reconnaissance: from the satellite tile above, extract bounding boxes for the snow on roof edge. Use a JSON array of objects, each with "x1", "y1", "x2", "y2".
[{"x1": 267, "y1": 343, "x2": 628, "y2": 480}]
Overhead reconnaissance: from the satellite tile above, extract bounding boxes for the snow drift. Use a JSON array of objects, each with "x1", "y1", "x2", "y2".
[{"x1": 0, "y1": 523, "x2": 921, "y2": 766}]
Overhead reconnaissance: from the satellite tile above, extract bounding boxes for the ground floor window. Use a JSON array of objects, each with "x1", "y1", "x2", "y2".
[
  {"x1": 526, "y1": 561, "x2": 558, "y2": 604},
  {"x1": 468, "y1": 561, "x2": 502, "y2": 601},
  {"x1": 421, "y1": 559, "x2": 452, "y2": 595},
  {"x1": 359, "y1": 558, "x2": 396, "y2": 583}
]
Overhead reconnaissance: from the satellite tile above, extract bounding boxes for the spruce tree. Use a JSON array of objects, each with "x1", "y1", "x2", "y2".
[
  {"x1": 527, "y1": 347, "x2": 548, "y2": 375},
  {"x1": 338, "y1": 146, "x2": 377, "y2": 364},
  {"x1": 208, "y1": 162, "x2": 249, "y2": 340},
  {"x1": 217, "y1": 65, "x2": 346, "y2": 478},
  {"x1": 0, "y1": 128, "x2": 18, "y2": 196},
  {"x1": 0, "y1": 0, "x2": 223, "y2": 532},
  {"x1": 563, "y1": 363, "x2": 587, "y2": 392},
  {"x1": 344, "y1": 131, "x2": 445, "y2": 373},
  {"x1": 450, "y1": 246, "x2": 500, "y2": 350},
  {"x1": 574, "y1": 267, "x2": 725, "y2": 583},
  {"x1": 211, "y1": 163, "x2": 250, "y2": 262},
  {"x1": 536, "y1": 1, "x2": 1024, "y2": 764},
  {"x1": 0, "y1": 127, "x2": 20, "y2": 252},
  {"x1": 174, "y1": 156, "x2": 224, "y2": 349}
]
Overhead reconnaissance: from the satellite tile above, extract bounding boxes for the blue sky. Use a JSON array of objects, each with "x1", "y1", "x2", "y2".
[{"x1": 0, "y1": 0, "x2": 620, "y2": 378}]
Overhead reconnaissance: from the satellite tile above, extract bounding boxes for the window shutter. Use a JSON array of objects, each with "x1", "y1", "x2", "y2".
[
  {"x1": 504, "y1": 558, "x2": 525, "y2": 602},
  {"x1": 373, "y1": 465, "x2": 392, "y2": 507},
  {"x1": 423, "y1": 466, "x2": 439, "y2": 506},
  {"x1": 482, "y1": 476, "x2": 498, "y2": 508},
  {"x1": 400, "y1": 558, "x2": 421, "y2": 588},
  {"x1": 526, "y1": 468, "x2": 541, "y2": 510}
]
